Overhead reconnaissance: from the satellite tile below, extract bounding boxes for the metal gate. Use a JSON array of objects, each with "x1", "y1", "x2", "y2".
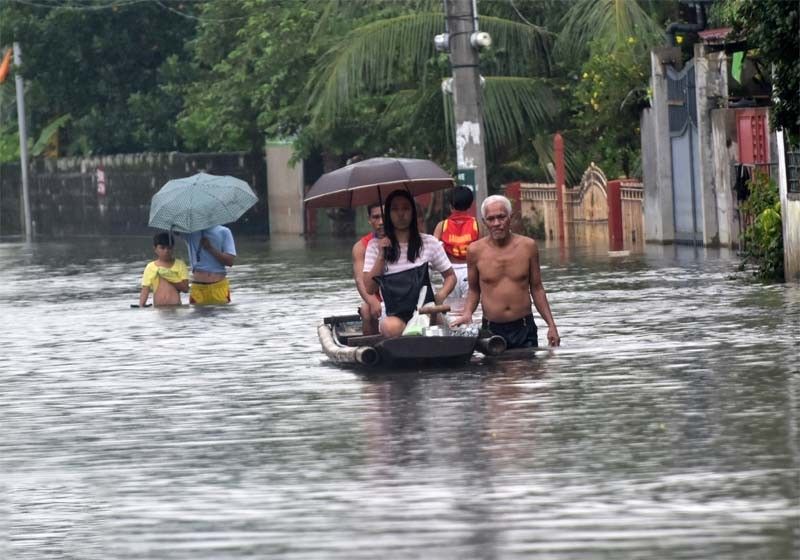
[{"x1": 667, "y1": 61, "x2": 702, "y2": 244}]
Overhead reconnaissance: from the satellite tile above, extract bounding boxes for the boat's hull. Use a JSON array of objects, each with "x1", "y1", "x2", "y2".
[{"x1": 319, "y1": 314, "x2": 479, "y2": 368}]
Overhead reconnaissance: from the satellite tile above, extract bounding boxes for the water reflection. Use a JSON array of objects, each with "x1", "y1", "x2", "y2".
[{"x1": 0, "y1": 237, "x2": 797, "y2": 559}]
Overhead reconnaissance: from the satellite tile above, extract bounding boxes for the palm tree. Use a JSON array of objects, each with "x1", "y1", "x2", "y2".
[
  {"x1": 554, "y1": 0, "x2": 666, "y2": 64},
  {"x1": 553, "y1": 0, "x2": 670, "y2": 179},
  {"x1": 304, "y1": 1, "x2": 560, "y2": 177}
]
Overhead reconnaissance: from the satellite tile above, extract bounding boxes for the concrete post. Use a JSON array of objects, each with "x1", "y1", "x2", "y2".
[
  {"x1": 266, "y1": 141, "x2": 304, "y2": 236},
  {"x1": 711, "y1": 109, "x2": 737, "y2": 247},
  {"x1": 777, "y1": 130, "x2": 800, "y2": 282},
  {"x1": 607, "y1": 179, "x2": 624, "y2": 251},
  {"x1": 643, "y1": 48, "x2": 680, "y2": 243},
  {"x1": 694, "y1": 44, "x2": 721, "y2": 245},
  {"x1": 446, "y1": 0, "x2": 489, "y2": 212},
  {"x1": 554, "y1": 132, "x2": 566, "y2": 244}
]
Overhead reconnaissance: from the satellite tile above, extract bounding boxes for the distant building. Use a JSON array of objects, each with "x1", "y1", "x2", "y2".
[{"x1": 640, "y1": 25, "x2": 799, "y2": 280}]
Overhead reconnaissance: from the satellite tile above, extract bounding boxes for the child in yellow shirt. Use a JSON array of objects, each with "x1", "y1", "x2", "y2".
[{"x1": 138, "y1": 232, "x2": 189, "y2": 307}]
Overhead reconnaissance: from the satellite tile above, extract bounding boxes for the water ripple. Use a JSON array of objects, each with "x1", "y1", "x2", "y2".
[{"x1": 0, "y1": 239, "x2": 797, "y2": 559}]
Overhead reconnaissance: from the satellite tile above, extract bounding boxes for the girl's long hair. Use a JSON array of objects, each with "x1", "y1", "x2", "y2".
[{"x1": 383, "y1": 190, "x2": 422, "y2": 264}]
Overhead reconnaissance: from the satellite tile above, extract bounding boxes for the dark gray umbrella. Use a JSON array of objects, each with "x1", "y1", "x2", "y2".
[{"x1": 304, "y1": 157, "x2": 455, "y2": 208}]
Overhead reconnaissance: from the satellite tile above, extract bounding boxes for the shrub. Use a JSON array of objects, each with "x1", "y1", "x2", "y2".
[{"x1": 739, "y1": 170, "x2": 784, "y2": 281}]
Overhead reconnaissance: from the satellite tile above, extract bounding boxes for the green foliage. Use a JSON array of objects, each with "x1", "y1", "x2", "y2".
[
  {"x1": 0, "y1": 0, "x2": 671, "y2": 191},
  {"x1": 739, "y1": 170, "x2": 784, "y2": 281},
  {"x1": 306, "y1": 13, "x2": 444, "y2": 125},
  {"x1": 552, "y1": 0, "x2": 672, "y2": 181},
  {"x1": 555, "y1": 0, "x2": 665, "y2": 65},
  {"x1": 0, "y1": 124, "x2": 19, "y2": 164},
  {"x1": 30, "y1": 114, "x2": 71, "y2": 156},
  {"x1": 527, "y1": 131, "x2": 588, "y2": 186},
  {"x1": 0, "y1": 1, "x2": 196, "y2": 156},
  {"x1": 301, "y1": 1, "x2": 562, "y2": 183},
  {"x1": 572, "y1": 43, "x2": 648, "y2": 178},
  {"x1": 178, "y1": 1, "x2": 326, "y2": 153},
  {"x1": 0, "y1": 113, "x2": 74, "y2": 162},
  {"x1": 717, "y1": 0, "x2": 799, "y2": 144}
]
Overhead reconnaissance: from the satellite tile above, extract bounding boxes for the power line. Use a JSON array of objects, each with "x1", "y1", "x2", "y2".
[
  {"x1": 5, "y1": 0, "x2": 152, "y2": 11},
  {"x1": 507, "y1": 0, "x2": 537, "y2": 28},
  {"x1": 5, "y1": 0, "x2": 247, "y2": 22},
  {"x1": 153, "y1": 0, "x2": 247, "y2": 23}
]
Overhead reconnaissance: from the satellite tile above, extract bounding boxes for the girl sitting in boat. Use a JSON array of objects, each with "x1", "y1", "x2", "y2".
[{"x1": 363, "y1": 190, "x2": 456, "y2": 337}]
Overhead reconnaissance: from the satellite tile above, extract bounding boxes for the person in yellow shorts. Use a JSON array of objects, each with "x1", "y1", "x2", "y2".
[
  {"x1": 139, "y1": 232, "x2": 189, "y2": 307},
  {"x1": 182, "y1": 225, "x2": 237, "y2": 305}
]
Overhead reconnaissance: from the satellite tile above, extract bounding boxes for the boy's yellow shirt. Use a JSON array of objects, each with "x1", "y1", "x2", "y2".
[{"x1": 141, "y1": 259, "x2": 189, "y2": 290}]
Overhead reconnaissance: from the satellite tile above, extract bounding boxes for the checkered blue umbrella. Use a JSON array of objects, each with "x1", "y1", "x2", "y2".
[{"x1": 148, "y1": 172, "x2": 258, "y2": 233}]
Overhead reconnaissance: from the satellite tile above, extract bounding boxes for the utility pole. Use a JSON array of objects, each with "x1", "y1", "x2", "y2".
[
  {"x1": 442, "y1": 0, "x2": 490, "y2": 213},
  {"x1": 13, "y1": 42, "x2": 32, "y2": 242}
]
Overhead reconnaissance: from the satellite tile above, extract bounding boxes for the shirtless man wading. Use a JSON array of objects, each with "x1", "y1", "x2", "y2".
[{"x1": 451, "y1": 195, "x2": 560, "y2": 348}]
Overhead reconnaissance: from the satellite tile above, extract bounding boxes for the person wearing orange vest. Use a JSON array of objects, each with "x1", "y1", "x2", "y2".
[
  {"x1": 433, "y1": 186, "x2": 479, "y2": 315},
  {"x1": 352, "y1": 202, "x2": 384, "y2": 334}
]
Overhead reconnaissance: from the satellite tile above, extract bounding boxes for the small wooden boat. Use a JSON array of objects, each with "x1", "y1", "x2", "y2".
[{"x1": 318, "y1": 314, "x2": 507, "y2": 368}]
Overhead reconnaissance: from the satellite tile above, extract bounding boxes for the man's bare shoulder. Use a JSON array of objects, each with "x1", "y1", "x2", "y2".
[
  {"x1": 509, "y1": 233, "x2": 537, "y2": 251},
  {"x1": 352, "y1": 239, "x2": 366, "y2": 258},
  {"x1": 467, "y1": 236, "x2": 490, "y2": 256},
  {"x1": 470, "y1": 236, "x2": 492, "y2": 250}
]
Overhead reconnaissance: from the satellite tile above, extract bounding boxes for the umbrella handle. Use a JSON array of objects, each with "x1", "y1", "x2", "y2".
[{"x1": 195, "y1": 231, "x2": 204, "y2": 262}]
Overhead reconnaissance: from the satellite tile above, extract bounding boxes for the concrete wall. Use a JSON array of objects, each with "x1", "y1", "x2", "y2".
[
  {"x1": 0, "y1": 152, "x2": 267, "y2": 238},
  {"x1": 266, "y1": 142, "x2": 305, "y2": 235}
]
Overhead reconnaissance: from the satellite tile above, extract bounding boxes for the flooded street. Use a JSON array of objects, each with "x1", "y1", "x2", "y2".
[{"x1": 1, "y1": 236, "x2": 798, "y2": 559}]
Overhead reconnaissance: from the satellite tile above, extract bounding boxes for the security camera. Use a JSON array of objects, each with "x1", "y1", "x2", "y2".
[
  {"x1": 441, "y1": 77, "x2": 484, "y2": 94},
  {"x1": 434, "y1": 33, "x2": 450, "y2": 52},
  {"x1": 441, "y1": 78, "x2": 453, "y2": 95},
  {"x1": 470, "y1": 32, "x2": 492, "y2": 49}
]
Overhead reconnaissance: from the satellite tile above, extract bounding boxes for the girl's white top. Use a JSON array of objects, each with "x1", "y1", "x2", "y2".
[{"x1": 363, "y1": 233, "x2": 452, "y2": 275}]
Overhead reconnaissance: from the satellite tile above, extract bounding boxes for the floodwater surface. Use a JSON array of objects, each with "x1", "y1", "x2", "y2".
[{"x1": 1, "y1": 236, "x2": 798, "y2": 560}]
